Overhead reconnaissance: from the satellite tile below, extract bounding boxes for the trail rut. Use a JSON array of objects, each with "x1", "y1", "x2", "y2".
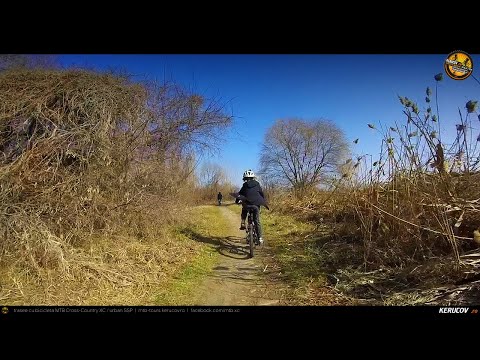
[{"x1": 191, "y1": 204, "x2": 285, "y2": 306}]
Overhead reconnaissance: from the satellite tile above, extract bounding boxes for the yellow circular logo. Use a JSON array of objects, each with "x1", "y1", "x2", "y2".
[
  {"x1": 1, "y1": 306, "x2": 8, "y2": 315},
  {"x1": 444, "y1": 50, "x2": 473, "y2": 80}
]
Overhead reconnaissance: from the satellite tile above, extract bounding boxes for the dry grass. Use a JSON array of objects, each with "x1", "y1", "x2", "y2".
[
  {"x1": 256, "y1": 210, "x2": 353, "y2": 305},
  {"x1": 265, "y1": 82, "x2": 480, "y2": 304},
  {"x1": 0, "y1": 67, "x2": 232, "y2": 305},
  {"x1": 0, "y1": 68, "x2": 149, "y2": 270},
  {"x1": 0, "y1": 210, "x2": 207, "y2": 305}
]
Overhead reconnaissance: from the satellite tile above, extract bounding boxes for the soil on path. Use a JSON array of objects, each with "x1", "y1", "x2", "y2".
[{"x1": 191, "y1": 204, "x2": 287, "y2": 306}]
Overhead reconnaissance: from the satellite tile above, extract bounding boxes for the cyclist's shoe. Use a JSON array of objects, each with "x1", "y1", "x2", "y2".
[
  {"x1": 239, "y1": 222, "x2": 246, "y2": 230},
  {"x1": 258, "y1": 237, "x2": 264, "y2": 245}
]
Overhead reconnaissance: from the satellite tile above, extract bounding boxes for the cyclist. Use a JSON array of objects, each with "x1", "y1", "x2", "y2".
[
  {"x1": 235, "y1": 169, "x2": 268, "y2": 245},
  {"x1": 217, "y1": 191, "x2": 223, "y2": 206}
]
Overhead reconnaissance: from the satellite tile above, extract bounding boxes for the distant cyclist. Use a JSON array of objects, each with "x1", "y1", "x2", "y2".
[
  {"x1": 235, "y1": 169, "x2": 268, "y2": 245},
  {"x1": 217, "y1": 192, "x2": 223, "y2": 206}
]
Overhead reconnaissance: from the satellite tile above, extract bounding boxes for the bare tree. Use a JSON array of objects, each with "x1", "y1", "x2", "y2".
[
  {"x1": 260, "y1": 118, "x2": 349, "y2": 192},
  {"x1": 121, "y1": 80, "x2": 233, "y2": 192},
  {"x1": 199, "y1": 162, "x2": 228, "y2": 188},
  {"x1": 197, "y1": 162, "x2": 237, "y2": 202},
  {"x1": 141, "y1": 81, "x2": 232, "y2": 160}
]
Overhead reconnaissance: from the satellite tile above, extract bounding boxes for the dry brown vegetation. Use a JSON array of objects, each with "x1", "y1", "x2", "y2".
[
  {"x1": 2, "y1": 63, "x2": 478, "y2": 306},
  {"x1": 0, "y1": 67, "x2": 232, "y2": 304},
  {"x1": 266, "y1": 78, "x2": 480, "y2": 304}
]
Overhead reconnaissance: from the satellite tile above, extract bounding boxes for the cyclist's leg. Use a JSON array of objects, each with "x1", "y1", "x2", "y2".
[
  {"x1": 240, "y1": 205, "x2": 247, "y2": 229},
  {"x1": 246, "y1": 205, "x2": 262, "y2": 240}
]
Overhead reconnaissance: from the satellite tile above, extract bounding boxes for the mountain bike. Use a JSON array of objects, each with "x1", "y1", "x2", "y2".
[
  {"x1": 245, "y1": 207, "x2": 260, "y2": 258},
  {"x1": 230, "y1": 192, "x2": 261, "y2": 258}
]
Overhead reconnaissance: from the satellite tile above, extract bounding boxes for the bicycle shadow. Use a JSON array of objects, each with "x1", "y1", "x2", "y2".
[
  {"x1": 222, "y1": 202, "x2": 238, "y2": 207},
  {"x1": 178, "y1": 228, "x2": 251, "y2": 259}
]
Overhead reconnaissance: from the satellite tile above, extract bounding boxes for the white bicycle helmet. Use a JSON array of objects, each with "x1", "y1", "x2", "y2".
[{"x1": 243, "y1": 169, "x2": 255, "y2": 179}]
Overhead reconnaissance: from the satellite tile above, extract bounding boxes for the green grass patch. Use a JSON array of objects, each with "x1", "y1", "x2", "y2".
[
  {"x1": 229, "y1": 204, "x2": 322, "y2": 287},
  {"x1": 261, "y1": 210, "x2": 352, "y2": 304},
  {"x1": 154, "y1": 205, "x2": 231, "y2": 305},
  {"x1": 263, "y1": 211, "x2": 320, "y2": 283},
  {"x1": 154, "y1": 245, "x2": 218, "y2": 305}
]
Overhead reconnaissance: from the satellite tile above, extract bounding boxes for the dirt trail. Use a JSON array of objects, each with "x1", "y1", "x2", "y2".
[{"x1": 190, "y1": 204, "x2": 286, "y2": 306}]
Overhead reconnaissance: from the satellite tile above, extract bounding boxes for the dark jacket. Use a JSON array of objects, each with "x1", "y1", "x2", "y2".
[
  {"x1": 217, "y1": 193, "x2": 223, "y2": 200},
  {"x1": 236, "y1": 179, "x2": 268, "y2": 208}
]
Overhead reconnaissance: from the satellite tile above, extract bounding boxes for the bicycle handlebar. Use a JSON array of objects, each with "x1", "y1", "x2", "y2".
[{"x1": 229, "y1": 192, "x2": 270, "y2": 210}]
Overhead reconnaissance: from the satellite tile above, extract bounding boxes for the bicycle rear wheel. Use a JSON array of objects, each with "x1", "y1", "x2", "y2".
[{"x1": 248, "y1": 223, "x2": 254, "y2": 258}]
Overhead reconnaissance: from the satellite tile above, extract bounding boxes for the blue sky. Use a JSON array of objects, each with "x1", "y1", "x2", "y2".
[{"x1": 59, "y1": 54, "x2": 480, "y2": 188}]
